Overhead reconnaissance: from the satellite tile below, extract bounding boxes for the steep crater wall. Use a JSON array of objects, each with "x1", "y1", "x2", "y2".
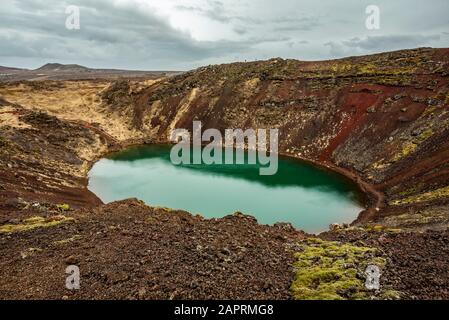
[{"x1": 116, "y1": 48, "x2": 449, "y2": 230}]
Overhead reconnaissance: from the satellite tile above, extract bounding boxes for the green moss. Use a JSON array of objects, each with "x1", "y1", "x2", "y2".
[
  {"x1": 333, "y1": 225, "x2": 402, "y2": 234},
  {"x1": 312, "y1": 61, "x2": 415, "y2": 79},
  {"x1": 370, "y1": 129, "x2": 435, "y2": 171},
  {"x1": 291, "y1": 239, "x2": 387, "y2": 300},
  {"x1": 0, "y1": 215, "x2": 75, "y2": 234},
  {"x1": 56, "y1": 203, "x2": 71, "y2": 211},
  {"x1": 392, "y1": 141, "x2": 417, "y2": 162},
  {"x1": 383, "y1": 208, "x2": 449, "y2": 227},
  {"x1": 53, "y1": 235, "x2": 82, "y2": 245},
  {"x1": 358, "y1": 63, "x2": 377, "y2": 74},
  {"x1": 381, "y1": 290, "x2": 403, "y2": 300},
  {"x1": 422, "y1": 106, "x2": 437, "y2": 116},
  {"x1": 329, "y1": 63, "x2": 353, "y2": 74},
  {"x1": 398, "y1": 186, "x2": 418, "y2": 197},
  {"x1": 20, "y1": 247, "x2": 43, "y2": 259},
  {"x1": 392, "y1": 129, "x2": 434, "y2": 162},
  {"x1": 391, "y1": 185, "x2": 449, "y2": 205}
]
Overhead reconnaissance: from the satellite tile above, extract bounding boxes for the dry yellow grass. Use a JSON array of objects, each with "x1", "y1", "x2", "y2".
[
  {"x1": 0, "y1": 81, "x2": 147, "y2": 141},
  {"x1": 0, "y1": 105, "x2": 31, "y2": 129}
]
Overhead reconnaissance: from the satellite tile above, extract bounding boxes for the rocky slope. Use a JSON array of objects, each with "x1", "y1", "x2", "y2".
[{"x1": 0, "y1": 48, "x2": 448, "y2": 300}]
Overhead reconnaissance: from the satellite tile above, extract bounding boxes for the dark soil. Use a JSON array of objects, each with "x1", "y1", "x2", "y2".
[{"x1": 0, "y1": 200, "x2": 305, "y2": 300}]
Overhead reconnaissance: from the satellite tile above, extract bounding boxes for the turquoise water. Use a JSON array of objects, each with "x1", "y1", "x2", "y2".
[{"x1": 88, "y1": 145, "x2": 363, "y2": 233}]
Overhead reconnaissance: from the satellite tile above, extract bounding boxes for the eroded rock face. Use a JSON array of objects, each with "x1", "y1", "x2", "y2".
[{"x1": 0, "y1": 103, "x2": 108, "y2": 214}]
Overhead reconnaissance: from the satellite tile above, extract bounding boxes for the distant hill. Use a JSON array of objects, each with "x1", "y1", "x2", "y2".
[
  {"x1": 0, "y1": 66, "x2": 26, "y2": 73},
  {"x1": 0, "y1": 63, "x2": 180, "y2": 82},
  {"x1": 35, "y1": 63, "x2": 90, "y2": 72}
]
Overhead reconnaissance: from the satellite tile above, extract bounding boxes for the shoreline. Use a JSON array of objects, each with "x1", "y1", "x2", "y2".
[{"x1": 83, "y1": 138, "x2": 383, "y2": 232}]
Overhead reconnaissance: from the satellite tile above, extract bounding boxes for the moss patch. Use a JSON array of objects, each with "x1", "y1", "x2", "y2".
[
  {"x1": 53, "y1": 235, "x2": 82, "y2": 245},
  {"x1": 20, "y1": 247, "x2": 43, "y2": 259},
  {"x1": 0, "y1": 215, "x2": 75, "y2": 234},
  {"x1": 56, "y1": 203, "x2": 71, "y2": 211},
  {"x1": 382, "y1": 208, "x2": 449, "y2": 228},
  {"x1": 291, "y1": 238, "x2": 389, "y2": 300},
  {"x1": 326, "y1": 224, "x2": 402, "y2": 234},
  {"x1": 392, "y1": 129, "x2": 434, "y2": 162},
  {"x1": 391, "y1": 185, "x2": 449, "y2": 205},
  {"x1": 363, "y1": 225, "x2": 402, "y2": 233}
]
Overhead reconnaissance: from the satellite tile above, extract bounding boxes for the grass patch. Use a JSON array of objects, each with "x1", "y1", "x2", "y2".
[
  {"x1": 0, "y1": 215, "x2": 75, "y2": 234},
  {"x1": 56, "y1": 203, "x2": 71, "y2": 212},
  {"x1": 391, "y1": 185, "x2": 449, "y2": 205},
  {"x1": 291, "y1": 238, "x2": 389, "y2": 300},
  {"x1": 20, "y1": 247, "x2": 42, "y2": 259},
  {"x1": 392, "y1": 129, "x2": 434, "y2": 162},
  {"x1": 331, "y1": 225, "x2": 402, "y2": 234},
  {"x1": 53, "y1": 235, "x2": 82, "y2": 245}
]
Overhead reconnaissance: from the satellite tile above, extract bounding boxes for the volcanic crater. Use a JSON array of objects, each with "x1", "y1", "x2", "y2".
[{"x1": 1, "y1": 48, "x2": 449, "y2": 300}]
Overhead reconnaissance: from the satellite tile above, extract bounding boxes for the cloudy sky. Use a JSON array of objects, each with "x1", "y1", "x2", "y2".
[{"x1": 1, "y1": 0, "x2": 448, "y2": 70}]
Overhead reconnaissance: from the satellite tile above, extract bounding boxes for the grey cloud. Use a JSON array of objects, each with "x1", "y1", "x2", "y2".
[
  {"x1": 287, "y1": 40, "x2": 310, "y2": 48},
  {"x1": 0, "y1": 0, "x2": 255, "y2": 69},
  {"x1": 175, "y1": 1, "x2": 232, "y2": 23},
  {"x1": 324, "y1": 41, "x2": 353, "y2": 58},
  {"x1": 1, "y1": 0, "x2": 448, "y2": 70},
  {"x1": 342, "y1": 34, "x2": 441, "y2": 51},
  {"x1": 233, "y1": 26, "x2": 248, "y2": 35},
  {"x1": 271, "y1": 16, "x2": 321, "y2": 32}
]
